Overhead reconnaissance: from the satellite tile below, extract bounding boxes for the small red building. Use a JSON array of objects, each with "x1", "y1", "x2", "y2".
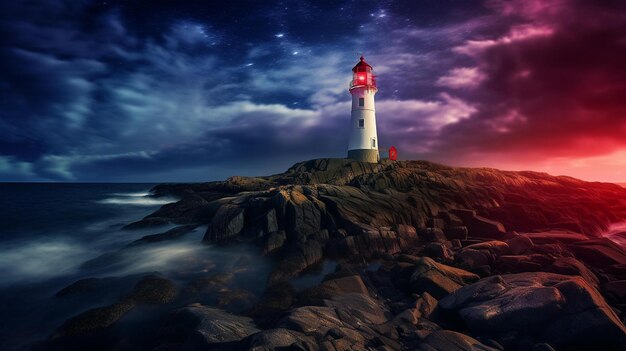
[{"x1": 389, "y1": 146, "x2": 398, "y2": 161}]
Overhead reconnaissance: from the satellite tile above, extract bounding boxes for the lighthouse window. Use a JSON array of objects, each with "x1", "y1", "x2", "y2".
[
  {"x1": 359, "y1": 98, "x2": 364, "y2": 107},
  {"x1": 372, "y1": 138, "x2": 376, "y2": 148},
  {"x1": 358, "y1": 119, "x2": 364, "y2": 128}
]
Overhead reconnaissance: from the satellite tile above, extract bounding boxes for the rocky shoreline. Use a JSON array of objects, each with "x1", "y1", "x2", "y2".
[{"x1": 43, "y1": 158, "x2": 626, "y2": 350}]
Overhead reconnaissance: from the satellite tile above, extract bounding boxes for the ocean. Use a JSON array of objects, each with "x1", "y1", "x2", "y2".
[{"x1": 0, "y1": 183, "x2": 274, "y2": 350}]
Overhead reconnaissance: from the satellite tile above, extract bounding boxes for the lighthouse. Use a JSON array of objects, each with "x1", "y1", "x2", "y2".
[{"x1": 348, "y1": 56, "x2": 379, "y2": 163}]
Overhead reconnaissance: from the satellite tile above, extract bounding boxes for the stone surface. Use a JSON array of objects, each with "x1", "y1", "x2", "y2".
[
  {"x1": 410, "y1": 257, "x2": 479, "y2": 299},
  {"x1": 204, "y1": 203, "x2": 246, "y2": 243},
  {"x1": 451, "y1": 209, "x2": 506, "y2": 239},
  {"x1": 52, "y1": 299, "x2": 137, "y2": 338},
  {"x1": 439, "y1": 272, "x2": 626, "y2": 349},
  {"x1": 505, "y1": 234, "x2": 535, "y2": 255},
  {"x1": 568, "y1": 238, "x2": 626, "y2": 268},
  {"x1": 167, "y1": 304, "x2": 260, "y2": 346},
  {"x1": 263, "y1": 230, "x2": 286, "y2": 254},
  {"x1": 127, "y1": 275, "x2": 177, "y2": 304}
]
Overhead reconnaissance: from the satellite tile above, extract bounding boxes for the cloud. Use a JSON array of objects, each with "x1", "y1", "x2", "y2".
[
  {"x1": 453, "y1": 25, "x2": 554, "y2": 56},
  {"x1": 431, "y1": 0, "x2": 626, "y2": 170},
  {"x1": 436, "y1": 67, "x2": 486, "y2": 89},
  {"x1": 0, "y1": 156, "x2": 35, "y2": 180}
]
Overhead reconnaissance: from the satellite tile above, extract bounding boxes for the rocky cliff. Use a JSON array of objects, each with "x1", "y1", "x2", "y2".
[{"x1": 46, "y1": 158, "x2": 626, "y2": 350}]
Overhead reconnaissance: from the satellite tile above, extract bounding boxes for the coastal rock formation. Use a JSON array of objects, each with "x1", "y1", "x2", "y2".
[{"x1": 45, "y1": 158, "x2": 626, "y2": 350}]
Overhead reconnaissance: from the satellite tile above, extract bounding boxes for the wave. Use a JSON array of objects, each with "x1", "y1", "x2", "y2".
[
  {"x1": 110, "y1": 191, "x2": 153, "y2": 197},
  {"x1": 97, "y1": 191, "x2": 177, "y2": 206},
  {"x1": 97, "y1": 197, "x2": 175, "y2": 206}
]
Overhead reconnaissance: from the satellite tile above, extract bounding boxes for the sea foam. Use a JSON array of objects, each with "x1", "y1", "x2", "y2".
[{"x1": 97, "y1": 191, "x2": 176, "y2": 206}]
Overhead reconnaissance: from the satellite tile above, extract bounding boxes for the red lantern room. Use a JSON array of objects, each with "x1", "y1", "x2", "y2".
[{"x1": 350, "y1": 56, "x2": 377, "y2": 89}]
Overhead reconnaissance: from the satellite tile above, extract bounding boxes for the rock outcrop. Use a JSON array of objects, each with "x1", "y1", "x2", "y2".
[{"x1": 44, "y1": 158, "x2": 626, "y2": 351}]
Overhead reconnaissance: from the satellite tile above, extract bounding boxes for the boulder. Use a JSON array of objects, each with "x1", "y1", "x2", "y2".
[
  {"x1": 203, "y1": 204, "x2": 245, "y2": 243},
  {"x1": 455, "y1": 249, "x2": 491, "y2": 271},
  {"x1": 260, "y1": 208, "x2": 279, "y2": 234},
  {"x1": 279, "y1": 291, "x2": 392, "y2": 349},
  {"x1": 127, "y1": 275, "x2": 177, "y2": 304},
  {"x1": 395, "y1": 224, "x2": 420, "y2": 250},
  {"x1": 451, "y1": 209, "x2": 506, "y2": 239},
  {"x1": 273, "y1": 188, "x2": 323, "y2": 242},
  {"x1": 505, "y1": 235, "x2": 534, "y2": 255},
  {"x1": 166, "y1": 304, "x2": 260, "y2": 347},
  {"x1": 410, "y1": 257, "x2": 479, "y2": 299},
  {"x1": 52, "y1": 299, "x2": 137, "y2": 338},
  {"x1": 439, "y1": 272, "x2": 626, "y2": 349},
  {"x1": 141, "y1": 193, "x2": 209, "y2": 223},
  {"x1": 464, "y1": 241, "x2": 510, "y2": 256},
  {"x1": 321, "y1": 275, "x2": 369, "y2": 295},
  {"x1": 393, "y1": 292, "x2": 439, "y2": 325},
  {"x1": 425, "y1": 242, "x2": 454, "y2": 262},
  {"x1": 568, "y1": 238, "x2": 626, "y2": 268},
  {"x1": 336, "y1": 227, "x2": 405, "y2": 258},
  {"x1": 421, "y1": 228, "x2": 447, "y2": 243},
  {"x1": 279, "y1": 306, "x2": 344, "y2": 338},
  {"x1": 263, "y1": 230, "x2": 287, "y2": 254},
  {"x1": 324, "y1": 293, "x2": 389, "y2": 326},
  {"x1": 545, "y1": 257, "x2": 599, "y2": 288}
]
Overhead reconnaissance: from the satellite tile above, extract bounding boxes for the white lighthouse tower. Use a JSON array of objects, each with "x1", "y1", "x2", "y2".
[{"x1": 348, "y1": 56, "x2": 379, "y2": 163}]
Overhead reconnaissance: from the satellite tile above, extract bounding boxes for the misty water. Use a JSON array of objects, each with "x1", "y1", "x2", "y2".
[{"x1": 0, "y1": 184, "x2": 280, "y2": 350}]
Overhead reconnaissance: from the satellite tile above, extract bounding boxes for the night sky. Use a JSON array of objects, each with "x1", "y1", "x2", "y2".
[{"x1": 2, "y1": 0, "x2": 626, "y2": 182}]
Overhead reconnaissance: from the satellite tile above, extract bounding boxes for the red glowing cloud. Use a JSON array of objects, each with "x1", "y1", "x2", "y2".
[{"x1": 426, "y1": 0, "x2": 626, "y2": 181}]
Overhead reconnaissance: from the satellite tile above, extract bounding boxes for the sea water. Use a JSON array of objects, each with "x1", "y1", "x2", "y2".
[{"x1": 0, "y1": 183, "x2": 271, "y2": 350}]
